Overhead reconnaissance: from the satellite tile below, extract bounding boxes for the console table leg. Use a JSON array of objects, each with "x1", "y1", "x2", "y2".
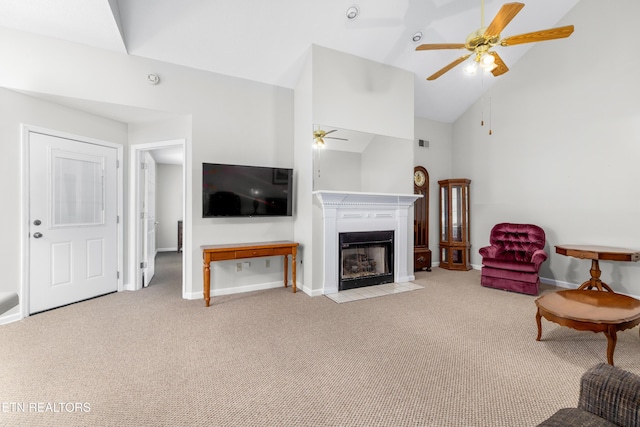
[
  {"x1": 536, "y1": 309, "x2": 542, "y2": 341},
  {"x1": 292, "y1": 248, "x2": 297, "y2": 293},
  {"x1": 283, "y1": 255, "x2": 289, "y2": 288},
  {"x1": 203, "y1": 261, "x2": 211, "y2": 307},
  {"x1": 605, "y1": 325, "x2": 617, "y2": 365}
]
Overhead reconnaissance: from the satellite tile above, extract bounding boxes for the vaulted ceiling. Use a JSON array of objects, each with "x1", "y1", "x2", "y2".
[{"x1": 0, "y1": 0, "x2": 578, "y2": 123}]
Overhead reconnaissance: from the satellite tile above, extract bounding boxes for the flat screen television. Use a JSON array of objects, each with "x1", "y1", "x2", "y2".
[{"x1": 202, "y1": 163, "x2": 293, "y2": 217}]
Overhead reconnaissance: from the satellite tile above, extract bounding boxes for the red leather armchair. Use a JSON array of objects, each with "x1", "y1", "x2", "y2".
[{"x1": 479, "y1": 223, "x2": 548, "y2": 295}]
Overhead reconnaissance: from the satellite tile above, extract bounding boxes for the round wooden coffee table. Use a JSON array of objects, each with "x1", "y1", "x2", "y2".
[{"x1": 536, "y1": 289, "x2": 640, "y2": 365}]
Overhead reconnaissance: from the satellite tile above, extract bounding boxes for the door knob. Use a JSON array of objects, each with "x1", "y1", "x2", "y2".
[
  {"x1": 33, "y1": 232, "x2": 43, "y2": 238},
  {"x1": 33, "y1": 219, "x2": 41, "y2": 226}
]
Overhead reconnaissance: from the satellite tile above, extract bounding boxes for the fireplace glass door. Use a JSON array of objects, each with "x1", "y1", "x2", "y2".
[{"x1": 339, "y1": 230, "x2": 394, "y2": 290}]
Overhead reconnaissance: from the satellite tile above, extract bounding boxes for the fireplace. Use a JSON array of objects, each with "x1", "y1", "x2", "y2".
[
  {"x1": 339, "y1": 230, "x2": 394, "y2": 291},
  {"x1": 313, "y1": 191, "x2": 421, "y2": 295}
]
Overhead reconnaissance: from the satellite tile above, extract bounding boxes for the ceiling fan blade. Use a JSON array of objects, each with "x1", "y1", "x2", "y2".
[
  {"x1": 323, "y1": 129, "x2": 338, "y2": 135},
  {"x1": 488, "y1": 52, "x2": 509, "y2": 77},
  {"x1": 426, "y1": 54, "x2": 472, "y2": 81},
  {"x1": 325, "y1": 137, "x2": 348, "y2": 141},
  {"x1": 416, "y1": 43, "x2": 465, "y2": 51},
  {"x1": 484, "y1": 2, "x2": 525, "y2": 37},
  {"x1": 500, "y1": 25, "x2": 574, "y2": 46}
]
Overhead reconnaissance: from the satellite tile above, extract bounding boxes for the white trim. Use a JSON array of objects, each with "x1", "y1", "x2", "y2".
[
  {"x1": 128, "y1": 139, "x2": 189, "y2": 299},
  {"x1": 183, "y1": 280, "x2": 288, "y2": 300},
  {"x1": 157, "y1": 247, "x2": 179, "y2": 253},
  {"x1": 0, "y1": 312, "x2": 22, "y2": 325},
  {"x1": 301, "y1": 284, "x2": 323, "y2": 297},
  {"x1": 20, "y1": 124, "x2": 124, "y2": 318}
]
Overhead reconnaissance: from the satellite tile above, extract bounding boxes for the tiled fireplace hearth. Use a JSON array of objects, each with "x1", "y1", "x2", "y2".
[{"x1": 313, "y1": 191, "x2": 421, "y2": 295}]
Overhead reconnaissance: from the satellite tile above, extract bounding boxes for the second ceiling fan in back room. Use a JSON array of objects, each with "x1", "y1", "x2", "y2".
[
  {"x1": 416, "y1": 1, "x2": 574, "y2": 80},
  {"x1": 313, "y1": 128, "x2": 348, "y2": 148}
]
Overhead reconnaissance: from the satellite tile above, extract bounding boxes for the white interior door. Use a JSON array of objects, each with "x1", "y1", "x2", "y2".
[
  {"x1": 142, "y1": 152, "x2": 156, "y2": 286},
  {"x1": 29, "y1": 132, "x2": 118, "y2": 314}
]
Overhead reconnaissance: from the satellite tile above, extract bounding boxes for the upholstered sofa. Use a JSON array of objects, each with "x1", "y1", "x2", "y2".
[
  {"x1": 478, "y1": 223, "x2": 547, "y2": 295},
  {"x1": 538, "y1": 363, "x2": 640, "y2": 426}
]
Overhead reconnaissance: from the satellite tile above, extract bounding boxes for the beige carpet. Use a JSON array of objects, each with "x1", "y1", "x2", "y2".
[{"x1": 2, "y1": 255, "x2": 640, "y2": 427}]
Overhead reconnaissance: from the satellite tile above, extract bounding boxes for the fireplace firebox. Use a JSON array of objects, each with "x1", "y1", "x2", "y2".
[{"x1": 339, "y1": 230, "x2": 394, "y2": 291}]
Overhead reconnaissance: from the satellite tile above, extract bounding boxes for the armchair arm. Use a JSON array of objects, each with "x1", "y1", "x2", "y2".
[
  {"x1": 578, "y1": 363, "x2": 640, "y2": 426},
  {"x1": 479, "y1": 246, "x2": 498, "y2": 258},
  {"x1": 530, "y1": 249, "x2": 548, "y2": 270}
]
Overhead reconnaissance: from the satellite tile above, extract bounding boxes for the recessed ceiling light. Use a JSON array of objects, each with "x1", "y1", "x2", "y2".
[
  {"x1": 346, "y1": 5, "x2": 359, "y2": 20},
  {"x1": 412, "y1": 31, "x2": 423, "y2": 43}
]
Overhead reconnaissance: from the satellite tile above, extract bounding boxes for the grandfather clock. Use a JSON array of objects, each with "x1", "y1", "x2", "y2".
[{"x1": 413, "y1": 166, "x2": 431, "y2": 271}]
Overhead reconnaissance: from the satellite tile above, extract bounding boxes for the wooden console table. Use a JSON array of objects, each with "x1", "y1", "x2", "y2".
[
  {"x1": 201, "y1": 241, "x2": 299, "y2": 307},
  {"x1": 555, "y1": 245, "x2": 640, "y2": 292}
]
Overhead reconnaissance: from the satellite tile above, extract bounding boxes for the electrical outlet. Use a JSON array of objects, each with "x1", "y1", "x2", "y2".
[
  {"x1": 236, "y1": 263, "x2": 242, "y2": 272},
  {"x1": 265, "y1": 259, "x2": 270, "y2": 268}
]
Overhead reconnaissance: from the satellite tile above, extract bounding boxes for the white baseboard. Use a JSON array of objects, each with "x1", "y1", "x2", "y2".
[
  {"x1": 0, "y1": 312, "x2": 22, "y2": 325},
  {"x1": 183, "y1": 280, "x2": 299, "y2": 300},
  {"x1": 301, "y1": 285, "x2": 323, "y2": 297},
  {"x1": 157, "y1": 247, "x2": 178, "y2": 253},
  {"x1": 400, "y1": 274, "x2": 416, "y2": 282}
]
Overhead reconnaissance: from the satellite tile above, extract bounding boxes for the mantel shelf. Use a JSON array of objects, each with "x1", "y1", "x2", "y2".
[{"x1": 313, "y1": 190, "x2": 422, "y2": 208}]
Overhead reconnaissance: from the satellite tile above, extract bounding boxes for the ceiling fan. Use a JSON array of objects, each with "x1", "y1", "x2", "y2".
[
  {"x1": 313, "y1": 129, "x2": 348, "y2": 148},
  {"x1": 415, "y1": 1, "x2": 574, "y2": 80}
]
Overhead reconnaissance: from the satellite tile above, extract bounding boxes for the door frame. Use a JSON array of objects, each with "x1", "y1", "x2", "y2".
[
  {"x1": 128, "y1": 139, "x2": 187, "y2": 294},
  {"x1": 20, "y1": 124, "x2": 124, "y2": 319}
]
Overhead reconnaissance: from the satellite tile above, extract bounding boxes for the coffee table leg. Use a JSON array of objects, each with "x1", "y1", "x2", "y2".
[
  {"x1": 604, "y1": 325, "x2": 617, "y2": 366},
  {"x1": 536, "y1": 309, "x2": 542, "y2": 341}
]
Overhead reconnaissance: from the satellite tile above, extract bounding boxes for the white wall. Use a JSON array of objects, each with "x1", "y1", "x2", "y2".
[
  {"x1": 312, "y1": 45, "x2": 414, "y2": 141},
  {"x1": 0, "y1": 87, "x2": 128, "y2": 321},
  {"x1": 293, "y1": 47, "x2": 314, "y2": 295},
  {"x1": 0, "y1": 27, "x2": 294, "y2": 302},
  {"x1": 414, "y1": 117, "x2": 454, "y2": 263},
  {"x1": 312, "y1": 149, "x2": 361, "y2": 192},
  {"x1": 299, "y1": 45, "x2": 416, "y2": 293},
  {"x1": 156, "y1": 164, "x2": 183, "y2": 251},
  {"x1": 361, "y1": 136, "x2": 413, "y2": 195},
  {"x1": 452, "y1": 0, "x2": 640, "y2": 294}
]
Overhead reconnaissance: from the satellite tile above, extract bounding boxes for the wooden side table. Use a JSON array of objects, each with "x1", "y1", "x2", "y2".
[{"x1": 555, "y1": 245, "x2": 640, "y2": 292}]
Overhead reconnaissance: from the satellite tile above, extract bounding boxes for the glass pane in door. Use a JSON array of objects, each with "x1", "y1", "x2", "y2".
[
  {"x1": 452, "y1": 186, "x2": 462, "y2": 242},
  {"x1": 441, "y1": 187, "x2": 448, "y2": 241},
  {"x1": 52, "y1": 155, "x2": 104, "y2": 226},
  {"x1": 453, "y1": 249, "x2": 462, "y2": 264}
]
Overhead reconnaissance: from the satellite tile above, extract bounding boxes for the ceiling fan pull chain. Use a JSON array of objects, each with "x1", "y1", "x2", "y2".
[{"x1": 489, "y1": 97, "x2": 493, "y2": 135}]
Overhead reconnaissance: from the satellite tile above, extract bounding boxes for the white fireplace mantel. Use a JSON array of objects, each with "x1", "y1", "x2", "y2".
[
  {"x1": 313, "y1": 191, "x2": 422, "y2": 294},
  {"x1": 313, "y1": 190, "x2": 420, "y2": 209}
]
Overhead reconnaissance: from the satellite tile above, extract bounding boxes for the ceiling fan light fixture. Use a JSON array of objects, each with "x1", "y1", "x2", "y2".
[
  {"x1": 346, "y1": 5, "x2": 359, "y2": 20},
  {"x1": 412, "y1": 31, "x2": 423, "y2": 43},
  {"x1": 480, "y1": 53, "x2": 495, "y2": 66},
  {"x1": 314, "y1": 138, "x2": 326, "y2": 148},
  {"x1": 464, "y1": 62, "x2": 478, "y2": 75},
  {"x1": 483, "y1": 63, "x2": 497, "y2": 72}
]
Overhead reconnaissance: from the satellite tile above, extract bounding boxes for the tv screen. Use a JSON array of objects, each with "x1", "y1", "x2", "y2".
[{"x1": 202, "y1": 163, "x2": 293, "y2": 217}]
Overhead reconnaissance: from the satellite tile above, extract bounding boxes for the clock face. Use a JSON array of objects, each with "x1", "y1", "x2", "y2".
[{"x1": 414, "y1": 170, "x2": 426, "y2": 187}]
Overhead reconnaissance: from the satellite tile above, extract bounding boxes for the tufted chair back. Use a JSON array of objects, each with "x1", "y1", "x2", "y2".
[{"x1": 489, "y1": 223, "x2": 546, "y2": 262}]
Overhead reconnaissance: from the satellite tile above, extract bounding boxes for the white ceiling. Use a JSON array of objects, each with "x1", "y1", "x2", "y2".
[{"x1": 0, "y1": 0, "x2": 579, "y2": 123}]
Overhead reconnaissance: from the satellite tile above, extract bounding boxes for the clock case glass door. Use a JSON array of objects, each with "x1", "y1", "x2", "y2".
[{"x1": 438, "y1": 178, "x2": 471, "y2": 271}]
